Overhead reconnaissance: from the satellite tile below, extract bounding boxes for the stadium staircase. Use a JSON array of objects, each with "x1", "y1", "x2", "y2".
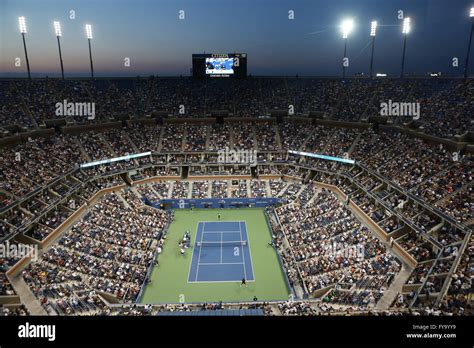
[
  {"x1": 305, "y1": 187, "x2": 322, "y2": 206},
  {"x1": 275, "y1": 182, "x2": 290, "y2": 198},
  {"x1": 251, "y1": 125, "x2": 258, "y2": 150},
  {"x1": 265, "y1": 181, "x2": 272, "y2": 197},
  {"x1": 408, "y1": 164, "x2": 455, "y2": 193},
  {"x1": 19, "y1": 99, "x2": 38, "y2": 129},
  {"x1": 187, "y1": 182, "x2": 193, "y2": 199},
  {"x1": 98, "y1": 134, "x2": 116, "y2": 156},
  {"x1": 274, "y1": 124, "x2": 282, "y2": 150},
  {"x1": 156, "y1": 127, "x2": 165, "y2": 153},
  {"x1": 300, "y1": 127, "x2": 315, "y2": 149},
  {"x1": 229, "y1": 127, "x2": 235, "y2": 148},
  {"x1": 9, "y1": 276, "x2": 48, "y2": 315},
  {"x1": 74, "y1": 138, "x2": 92, "y2": 162},
  {"x1": 204, "y1": 126, "x2": 211, "y2": 150},
  {"x1": 347, "y1": 132, "x2": 362, "y2": 156},
  {"x1": 181, "y1": 127, "x2": 188, "y2": 152},
  {"x1": 167, "y1": 182, "x2": 174, "y2": 198},
  {"x1": 122, "y1": 131, "x2": 139, "y2": 153},
  {"x1": 115, "y1": 192, "x2": 131, "y2": 209},
  {"x1": 246, "y1": 181, "x2": 252, "y2": 197},
  {"x1": 374, "y1": 265, "x2": 412, "y2": 310},
  {"x1": 320, "y1": 128, "x2": 338, "y2": 153},
  {"x1": 434, "y1": 182, "x2": 471, "y2": 205}
]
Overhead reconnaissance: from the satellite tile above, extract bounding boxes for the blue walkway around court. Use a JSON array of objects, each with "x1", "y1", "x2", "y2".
[{"x1": 188, "y1": 221, "x2": 254, "y2": 282}]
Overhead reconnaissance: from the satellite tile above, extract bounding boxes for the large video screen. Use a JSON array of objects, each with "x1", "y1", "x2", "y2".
[
  {"x1": 193, "y1": 53, "x2": 247, "y2": 78},
  {"x1": 205, "y1": 57, "x2": 234, "y2": 75}
]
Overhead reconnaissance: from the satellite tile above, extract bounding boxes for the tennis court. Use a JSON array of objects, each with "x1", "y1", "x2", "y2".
[
  {"x1": 140, "y1": 208, "x2": 290, "y2": 304},
  {"x1": 188, "y1": 221, "x2": 254, "y2": 282}
]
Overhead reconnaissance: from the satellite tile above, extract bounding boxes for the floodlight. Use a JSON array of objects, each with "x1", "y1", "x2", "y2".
[
  {"x1": 341, "y1": 19, "x2": 354, "y2": 39},
  {"x1": 18, "y1": 17, "x2": 31, "y2": 79},
  {"x1": 54, "y1": 21, "x2": 62, "y2": 37},
  {"x1": 465, "y1": 8, "x2": 474, "y2": 77},
  {"x1": 370, "y1": 21, "x2": 377, "y2": 37},
  {"x1": 86, "y1": 24, "x2": 93, "y2": 39},
  {"x1": 369, "y1": 21, "x2": 378, "y2": 78},
  {"x1": 85, "y1": 24, "x2": 95, "y2": 79},
  {"x1": 53, "y1": 21, "x2": 65, "y2": 79},
  {"x1": 402, "y1": 17, "x2": 411, "y2": 34},
  {"x1": 400, "y1": 18, "x2": 411, "y2": 77},
  {"x1": 19, "y1": 16, "x2": 27, "y2": 34}
]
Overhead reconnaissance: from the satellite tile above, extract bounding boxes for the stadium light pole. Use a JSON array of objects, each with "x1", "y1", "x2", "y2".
[
  {"x1": 85, "y1": 24, "x2": 94, "y2": 80},
  {"x1": 370, "y1": 21, "x2": 377, "y2": 78},
  {"x1": 400, "y1": 17, "x2": 411, "y2": 78},
  {"x1": 18, "y1": 17, "x2": 31, "y2": 80},
  {"x1": 463, "y1": 7, "x2": 474, "y2": 78},
  {"x1": 54, "y1": 21, "x2": 65, "y2": 80},
  {"x1": 341, "y1": 19, "x2": 354, "y2": 78}
]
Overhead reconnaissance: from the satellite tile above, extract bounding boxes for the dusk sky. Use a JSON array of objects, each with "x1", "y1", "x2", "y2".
[{"x1": 0, "y1": 0, "x2": 473, "y2": 77}]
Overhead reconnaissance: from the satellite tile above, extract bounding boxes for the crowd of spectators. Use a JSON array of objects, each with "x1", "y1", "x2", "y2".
[
  {"x1": 1, "y1": 78, "x2": 471, "y2": 139},
  {"x1": 191, "y1": 181, "x2": 209, "y2": 198},
  {"x1": 250, "y1": 180, "x2": 267, "y2": 198},
  {"x1": 0, "y1": 121, "x2": 471, "y2": 229},
  {"x1": 439, "y1": 235, "x2": 473, "y2": 315},
  {"x1": 22, "y1": 190, "x2": 170, "y2": 312},
  {"x1": 211, "y1": 181, "x2": 228, "y2": 198},
  {"x1": 275, "y1": 189, "x2": 400, "y2": 305},
  {"x1": 0, "y1": 81, "x2": 471, "y2": 316},
  {"x1": 184, "y1": 125, "x2": 207, "y2": 151}
]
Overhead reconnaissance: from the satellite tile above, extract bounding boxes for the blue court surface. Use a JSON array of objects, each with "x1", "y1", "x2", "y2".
[{"x1": 188, "y1": 221, "x2": 255, "y2": 283}]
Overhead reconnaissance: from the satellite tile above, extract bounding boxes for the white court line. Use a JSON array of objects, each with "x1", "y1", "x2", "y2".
[
  {"x1": 239, "y1": 221, "x2": 248, "y2": 281},
  {"x1": 188, "y1": 220, "x2": 254, "y2": 283},
  {"x1": 242, "y1": 221, "x2": 256, "y2": 281},
  {"x1": 186, "y1": 222, "x2": 199, "y2": 283},
  {"x1": 197, "y1": 241, "x2": 247, "y2": 244},
  {"x1": 198, "y1": 220, "x2": 243, "y2": 223},
  {"x1": 220, "y1": 231, "x2": 223, "y2": 264},
  {"x1": 187, "y1": 279, "x2": 256, "y2": 284},
  {"x1": 197, "y1": 220, "x2": 242, "y2": 230},
  {"x1": 198, "y1": 262, "x2": 244, "y2": 265},
  {"x1": 199, "y1": 230, "x2": 242, "y2": 234},
  {"x1": 195, "y1": 222, "x2": 205, "y2": 282}
]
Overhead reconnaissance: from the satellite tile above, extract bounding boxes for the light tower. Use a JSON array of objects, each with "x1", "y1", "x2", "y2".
[
  {"x1": 54, "y1": 21, "x2": 65, "y2": 79},
  {"x1": 463, "y1": 7, "x2": 474, "y2": 78},
  {"x1": 85, "y1": 24, "x2": 94, "y2": 80},
  {"x1": 400, "y1": 17, "x2": 411, "y2": 78},
  {"x1": 18, "y1": 17, "x2": 31, "y2": 80},
  {"x1": 341, "y1": 19, "x2": 354, "y2": 78},
  {"x1": 370, "y1": 21, "x2": 377, "y2": 78}
]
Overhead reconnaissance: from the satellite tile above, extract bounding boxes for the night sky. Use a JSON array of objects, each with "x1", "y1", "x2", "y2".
[{"x1": 0, "y1": 0, "x2": 473, "y2": 77}]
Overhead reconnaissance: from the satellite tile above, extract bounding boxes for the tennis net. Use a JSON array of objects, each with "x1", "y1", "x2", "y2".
[{"x1": 196, "y1": 240, "x2": 247, "y2": 247}]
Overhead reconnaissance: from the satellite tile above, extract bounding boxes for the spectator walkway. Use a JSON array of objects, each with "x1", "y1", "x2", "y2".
[
  {"x1": 10, "y1": 275, "x2": 48, "y2": 315},
  {"x1": 375, "y1": 265, "x2": 412, "y2": 310}
]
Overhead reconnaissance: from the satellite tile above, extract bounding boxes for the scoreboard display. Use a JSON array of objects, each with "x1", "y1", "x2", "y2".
[{"x1": 192, "y1": 53, "x2": 247, "y2": 78}]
